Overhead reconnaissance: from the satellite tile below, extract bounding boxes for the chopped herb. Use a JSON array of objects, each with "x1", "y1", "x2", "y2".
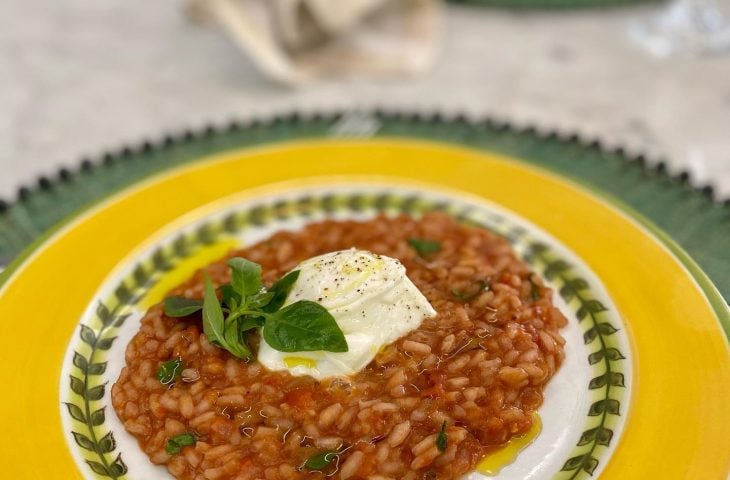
[
  {"x1": 436, "y1": 421, "x2": 448, "y2": 452},
  {"x1": 456, "y1": 337, "x2": 481, "y2": 354},
  {"x1": 156, "y1": 358, "x2": 184, "y2": 384},
  {"x1": 303, "y1": 450, "x2": 339, "y2": 470},
  {"x1": 165, "y1": 258, "x2": 348, "y2": 360},
  {"x1": 529, "y1": 276, "x2": 540, "y2": 301},
  {"x1": 424, "y1": 470, "x2": 440, "y2": 480},
  {"x1": 408, "y1": 238, "x2": 442, "y2": 257},
  {"x1": 164, "y1": 297, "x2": 203, "y2": 317},
  {"x1": 166, "y1": 433, "x2": 196, "y2": 455},
  {"x1": 451, "y1": 280, "x2": 490, "y2": 302}
]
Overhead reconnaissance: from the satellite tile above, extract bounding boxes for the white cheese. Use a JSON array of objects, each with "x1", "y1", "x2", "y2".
[{"x1": 258, "y1": 249, "x2": 436, "y2": 379}]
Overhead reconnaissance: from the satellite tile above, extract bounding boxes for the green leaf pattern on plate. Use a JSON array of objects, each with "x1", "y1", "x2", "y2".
[
  {"x1": 525, "y1": 242, "x2": 627, "y2": 480},
  {"x1": 67, "y1": 299, "x2": 129, "y2": 479}
]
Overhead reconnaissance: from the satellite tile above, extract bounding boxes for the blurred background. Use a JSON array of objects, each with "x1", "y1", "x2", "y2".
[{"x1": 2, "y1": 0, "x2": 729, "y2": 200}]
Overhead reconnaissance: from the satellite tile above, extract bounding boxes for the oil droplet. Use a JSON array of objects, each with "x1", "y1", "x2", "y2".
[
  {"x1": 283, "y1": 357, "x2": 317, "y2": 369},
  {"x1": 139, "y1": 239, "x2": 239, "y2": 309},
  {"x1": 477, "y1": 412, "x2": 542, "y2": 476}
]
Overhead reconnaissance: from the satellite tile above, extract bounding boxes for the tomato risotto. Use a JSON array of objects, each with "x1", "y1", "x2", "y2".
[{"x1": 112, "y1": 212, "x2": 567, "y2": 480}]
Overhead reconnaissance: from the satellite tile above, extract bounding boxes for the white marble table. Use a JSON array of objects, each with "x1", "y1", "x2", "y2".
[{"x1": 2, "y1": 1, "x2": 729, "y2": 200}]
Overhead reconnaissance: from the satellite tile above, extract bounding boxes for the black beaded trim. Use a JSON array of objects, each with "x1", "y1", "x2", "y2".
[{"x1": 1, "y1": 110, "x2": 725, "y2": 212}]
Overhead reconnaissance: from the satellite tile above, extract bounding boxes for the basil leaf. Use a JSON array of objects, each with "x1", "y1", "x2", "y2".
[
  {"x1": 164, "y1": 297, "x2": 203, "y2": 317},
  {"x1": 202, "y1": 275, "x2": 227, "y2": 348},
  {"x1": 196, "y1": 262, "x2": 341, "y2": 360},
  {"x1": 263, "y1": 270, "x2": 300, "y2": 313},
  {"x1": 218, "y1": 284, "x2": 240, "y2": 310},
  {"x1": 436, "y1": 421, "x2": 447, "y2": 452},
  {"x1": 408, "y1": 238, "x2": 441, "y2": 257},
  {"x1": 248, "y1": 291, "x2": 275, "y2": 309},
  {"x1": 227, "y1": 257, "x2": 262, "y2": 297},
  {"x1": 451, "y1": 280, "x2": 489, "y2": 302},
  {"x1": 166, "y1": 433, "x2": 196, "y2": 455},
  {"x1": 304, "y1": 450, "x2": 338, "y2": 470},
  {"x1": 263, "y1": 300, "x2": 348, "y2": 353},
  {"x1": 223, "y1": 319, "x2": 252, "y2": 359},
  {"x1": 238, "y1": 315, "x2": 266, "y2": 332},
  {"x1": 156, "y1": 358, "x2": 184, "y2": 384}
]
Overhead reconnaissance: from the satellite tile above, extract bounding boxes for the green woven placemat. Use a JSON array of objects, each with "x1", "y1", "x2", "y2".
[{"x1": 1, "y1": 111, "x2": 727, "y2": 303}]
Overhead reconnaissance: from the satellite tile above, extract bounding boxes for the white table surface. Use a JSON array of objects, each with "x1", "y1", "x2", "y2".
[{"x1": 2, "y1": 1, "x2": 729, "y2": 201}]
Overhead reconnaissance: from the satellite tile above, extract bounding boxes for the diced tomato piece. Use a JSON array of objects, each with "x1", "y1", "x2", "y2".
[{"x1": 284, "y1": 388, "x2": 315, "y2": 408}]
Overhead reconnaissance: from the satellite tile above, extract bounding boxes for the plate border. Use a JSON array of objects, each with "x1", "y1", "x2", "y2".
[
  {"x1": 0, "y1": 139, "x2": 727, "y2": 480},
  {"x1": 1, "y1": 111, "x2": 728, "y2": 315}
]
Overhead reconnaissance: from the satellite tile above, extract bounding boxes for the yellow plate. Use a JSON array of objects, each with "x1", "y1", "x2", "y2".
[{"x1": 0, "y1": 139, "x2": 728, "y2": 479}]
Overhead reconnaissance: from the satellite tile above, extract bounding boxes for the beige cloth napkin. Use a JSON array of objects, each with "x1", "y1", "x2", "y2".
[{"x1": 189, "y1": 0, "x2": 442, "y2": 85}]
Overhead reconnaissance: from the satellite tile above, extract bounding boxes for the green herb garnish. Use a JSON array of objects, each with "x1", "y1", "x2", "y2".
[
  {"x1": 164, "y1": 258, "x2": 347, "y2": 360},
  {"x1": 303, "y1": 450, "x2": 339, "y2": 470},
  {"x1": 529, "y1": 276, "x2": 540, "y2": 301},
  {"x1": 436, "y1": 421, "x2": 448, "y2": 452},
  {"x1": 451, "y1": 280, "x2": 490, "y2": 302},
  {"x1": 202, "y1": 274, "x2": 254, "y2": 359},
  {"x1": 163, "y1": 297, "x2": 203, "y2": 317},
  {"x1": 227, "y1": 257, "x2": 262, "y2": 297},
  {"x1": 156, "y1": 358, "x2": 184, "y2": 384},
  {"x1": 166, "y1": 433, "x2": 196, "y2": 455},
  {"x1": 408, "y1": 238, "x2": 441, "y2": 257},
  {"x1": 264, "y1": 301, "x2": 348, "y2": 353},
  {"x1": 263, "y1": 270, "x2": 301, "y2": 313}
]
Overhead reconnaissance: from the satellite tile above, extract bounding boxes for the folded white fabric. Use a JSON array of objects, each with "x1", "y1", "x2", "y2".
[{"x1": 189, "y1": 0, "x2": 442, "y2": 85}]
